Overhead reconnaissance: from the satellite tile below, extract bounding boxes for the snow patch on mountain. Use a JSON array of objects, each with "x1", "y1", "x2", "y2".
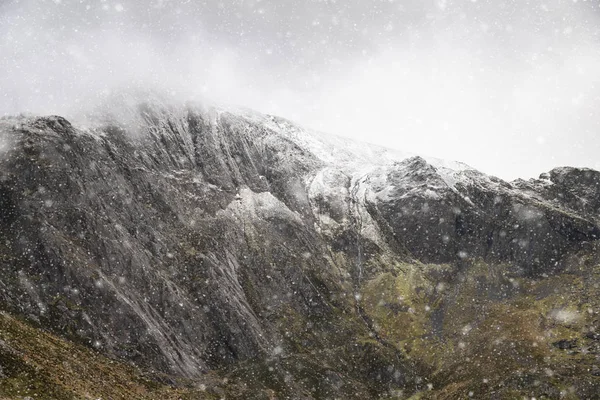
[{"x1": 224, "y1": 186, "x2": 304, "y2": 225}]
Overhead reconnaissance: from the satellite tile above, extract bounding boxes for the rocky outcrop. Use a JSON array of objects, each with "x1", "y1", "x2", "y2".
[{"x1": 0, "y1": 99, "x2": 599, "y2": 398}]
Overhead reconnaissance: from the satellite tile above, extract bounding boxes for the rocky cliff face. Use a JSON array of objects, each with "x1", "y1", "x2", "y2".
[{"x1": 0, "y1": 99, "x2": 599, "y2": 399}]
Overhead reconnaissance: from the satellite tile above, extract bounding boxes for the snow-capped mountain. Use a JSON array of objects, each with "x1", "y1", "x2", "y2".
[{"x1": 0, "y1": 99, "x2": 599, "y2": 398}]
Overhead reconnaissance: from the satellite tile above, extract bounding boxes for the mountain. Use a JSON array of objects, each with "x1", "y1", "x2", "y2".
[{"x1": 0, "y1": 98, "x2": 599, "y2": 399}]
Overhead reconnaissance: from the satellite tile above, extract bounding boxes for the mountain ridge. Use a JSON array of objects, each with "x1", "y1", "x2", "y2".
[{"x1": 0, "y1": 102, "x2": 599, "y2": 399}]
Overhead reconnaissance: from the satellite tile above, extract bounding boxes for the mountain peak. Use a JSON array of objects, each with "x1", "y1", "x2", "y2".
[{"x1": 1, "y1": 101, "x2": 600, "y2": 398}]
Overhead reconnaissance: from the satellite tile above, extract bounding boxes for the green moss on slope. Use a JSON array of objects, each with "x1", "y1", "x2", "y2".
[{"x1": 358, "y1": 259, "x2": 600, "y2": 399}]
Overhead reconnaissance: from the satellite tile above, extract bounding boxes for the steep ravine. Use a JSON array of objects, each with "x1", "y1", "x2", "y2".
[{"x1": 0, "y1": 102, "x2": 599, "y2": 399}]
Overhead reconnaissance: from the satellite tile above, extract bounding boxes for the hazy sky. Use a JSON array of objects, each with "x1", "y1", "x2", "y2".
[{"x1": 1, "y1": 0, "x2": 600, "y2": 180}]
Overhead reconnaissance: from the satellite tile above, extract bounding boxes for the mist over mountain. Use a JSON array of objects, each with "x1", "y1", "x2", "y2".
[
  {"x1": 2, "y1": 0, "x2": 600, "y2": 179},
  {"x1": 0, "y1": 96, "x2": 599, "y2": 398}
]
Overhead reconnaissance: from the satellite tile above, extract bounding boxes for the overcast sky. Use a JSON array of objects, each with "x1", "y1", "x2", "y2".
[{"x1": 1, "y1": 0, "x2": 600, "y2": 180}]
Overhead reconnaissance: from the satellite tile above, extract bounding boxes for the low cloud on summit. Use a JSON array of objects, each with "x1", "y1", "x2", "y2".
[{"x1": 1, "y1": 0, "x2": 600, "y2": 179}]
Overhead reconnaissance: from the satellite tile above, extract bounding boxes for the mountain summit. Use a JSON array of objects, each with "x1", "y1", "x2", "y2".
[{"x1": 0, "y1": 100, "x2": 599, "y2": 399}]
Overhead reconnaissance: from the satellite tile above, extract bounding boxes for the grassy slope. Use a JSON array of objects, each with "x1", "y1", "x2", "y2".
[
  {"x1": 360, "y1": 258, "x2": 600, "y2": 399},
  {"x1": 0, "y1": 310, "x2": 223, "y2": 400}
]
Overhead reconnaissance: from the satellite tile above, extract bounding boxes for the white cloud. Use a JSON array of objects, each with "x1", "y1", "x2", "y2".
[{"x1": 1, "y1": 0, "x2": 599, "y2": 179}]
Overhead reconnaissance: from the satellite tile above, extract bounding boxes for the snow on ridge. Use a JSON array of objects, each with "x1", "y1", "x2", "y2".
[
  {"x1": 84, "y1": 95, "x2": 477, "y2": 199},
  {"x1": 231, "y1": 107, "x2": 485, "y2": 209},
  {"x1": 82, "y1": 93, "x2": 473, "y2": 180},
  {"x1": 220, "y1": 104, "x2": 472, "y2": 174}
]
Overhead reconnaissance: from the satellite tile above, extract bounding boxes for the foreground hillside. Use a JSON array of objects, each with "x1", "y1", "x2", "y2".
[{"x1": 0, "y1": 99, "x2": 599, "y2": 398}]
